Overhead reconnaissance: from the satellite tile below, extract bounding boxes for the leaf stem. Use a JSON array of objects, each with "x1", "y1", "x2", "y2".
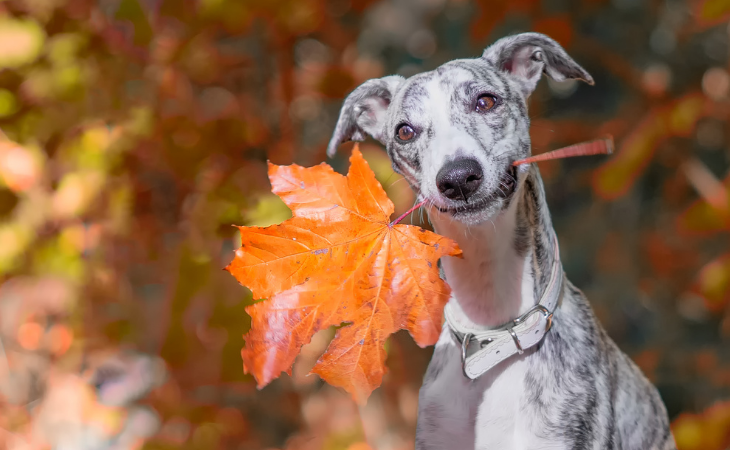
[
  {"x1": 390, "y1": 200, "x2": 428, "y2": 227},
  {"x1": 513, "y1": 136, "x2": 614, "y2": 166}
]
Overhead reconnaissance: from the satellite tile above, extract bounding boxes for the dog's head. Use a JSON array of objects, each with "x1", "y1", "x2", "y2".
[{"x1": 327, "y1": 33, "x2": 593, "y2": 225}]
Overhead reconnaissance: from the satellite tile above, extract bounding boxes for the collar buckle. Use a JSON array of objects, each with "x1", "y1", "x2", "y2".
[
  {"x1": 506, "y1": 304, "x2": 552, "y2": 355},
  {"x1": 451, "y1": 275, "x2": 560, "y2": 379}
]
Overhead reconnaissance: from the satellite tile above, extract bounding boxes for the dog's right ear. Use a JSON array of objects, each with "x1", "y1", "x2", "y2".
[{"x1": 326, "y1": 75, "x2": 405, "y2": 157}]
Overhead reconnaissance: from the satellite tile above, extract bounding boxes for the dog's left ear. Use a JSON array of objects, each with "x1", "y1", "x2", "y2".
[
  {"x1": 482, "y1": 32, "x2": 593, "y2": 97},
  {"x1": 327, "y1": 75, "x2": 405, "y2": 157}
]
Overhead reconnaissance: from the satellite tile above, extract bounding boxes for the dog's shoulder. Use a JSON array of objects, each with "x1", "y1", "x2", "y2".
[{"x1": 534, "y1": 280, "x2": 674, "y2": 449}]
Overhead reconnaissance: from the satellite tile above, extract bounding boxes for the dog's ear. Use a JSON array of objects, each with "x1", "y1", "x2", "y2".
[
  {"x1": 482, "y1": 32, "x2": 593, "y2": 97},
  {"x1": 327, "y1": 75, "x2": 405, "y2": 157}
]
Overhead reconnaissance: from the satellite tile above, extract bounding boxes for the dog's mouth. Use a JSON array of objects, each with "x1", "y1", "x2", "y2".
[
  {"x1": 436, "y1": 165, "x2": 518, "y2": 215},
  {"x1": 497, "y1": 164, "x2": 518, "y2": 198}
]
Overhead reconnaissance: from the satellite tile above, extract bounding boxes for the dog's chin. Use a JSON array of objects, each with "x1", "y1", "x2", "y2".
[{"x1": 434, "y1": 195, "x2": 506, "y2": 225}]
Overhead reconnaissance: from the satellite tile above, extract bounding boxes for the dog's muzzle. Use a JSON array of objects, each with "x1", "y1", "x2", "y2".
[
  {"x1": 445, "y1": 233, "x2": 563, "y2": 380},
  {"x1": 436, "y1": 163, "x2": 518, "y2": 214}
]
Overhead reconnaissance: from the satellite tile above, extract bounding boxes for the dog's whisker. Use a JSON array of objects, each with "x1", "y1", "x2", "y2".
[{"x1": 386, "y1": 176, "x2": 408, "y2": 189}]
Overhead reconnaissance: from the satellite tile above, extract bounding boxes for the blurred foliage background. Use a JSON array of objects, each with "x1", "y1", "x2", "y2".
[{"x1": 0, "y1": 0, "x2": 729, "y2": 449}]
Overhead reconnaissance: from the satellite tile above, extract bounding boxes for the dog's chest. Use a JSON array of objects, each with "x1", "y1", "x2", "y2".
[
  {"x1": 418, "y1": 331, "x2": 558, "y2": 450},
  {"x1": 473, "y1": 361, "x2": 550, "y2": 450}
]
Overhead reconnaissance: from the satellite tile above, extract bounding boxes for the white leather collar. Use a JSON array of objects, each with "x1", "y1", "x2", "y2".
[{"x1": 444, "y1": 235, "x2": 564, "y2": 380}]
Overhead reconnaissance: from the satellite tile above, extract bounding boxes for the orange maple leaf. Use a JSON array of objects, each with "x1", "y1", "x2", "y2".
[{"x1": 225, "y1": 147, "x2": 462, "y2": 403}]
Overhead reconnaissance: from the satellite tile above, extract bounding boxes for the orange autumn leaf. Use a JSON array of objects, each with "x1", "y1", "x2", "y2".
[
  {"x1": 678, "y1": 198, "x2": 729, "y2": 236},
  {"x1": 677, "y1": 162, "x2": 730, "y2": 236},
  {"x1": 692, "y1": 253, "x2": 730, "y2": 313},
  {"x1": 672, "y1": 399, "x2": 730, "y2": 450},
  {"x1": 225, "y1": 147, "x2": 462, "y2": 404},
  {"x1": 695, "y1": 0, "x2": 730, "y2": 28},
  {"x1": 593, "y1": 93, "x2": 709, "y2": 200}
]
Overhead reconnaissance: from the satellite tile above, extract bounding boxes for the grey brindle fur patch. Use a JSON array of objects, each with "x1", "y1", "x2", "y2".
[{"x1": 328, "y1": 33, "x2": 675, "y2": 450}]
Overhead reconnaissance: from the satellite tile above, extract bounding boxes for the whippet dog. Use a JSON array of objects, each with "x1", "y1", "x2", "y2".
[{"x1": 326, "y1": 33, "x2": 675, "y2": 450}]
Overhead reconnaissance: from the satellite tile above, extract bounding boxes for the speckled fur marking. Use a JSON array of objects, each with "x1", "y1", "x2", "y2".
[{"x1": 328, "y1": 33, "x2": 675, "y2": 450}]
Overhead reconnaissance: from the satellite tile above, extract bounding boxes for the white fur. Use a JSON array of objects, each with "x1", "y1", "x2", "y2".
[{"x1": 417, "y1": 192, "x2": 560, "y2": 450}]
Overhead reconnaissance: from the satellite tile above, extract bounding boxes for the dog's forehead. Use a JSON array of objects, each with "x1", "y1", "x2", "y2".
[
  {"x1": 436, "y1": 58, "x2": 490, "y2": 82},
  {"x1": 393, "y1": 58, "x2": 496, "y2": 109}
]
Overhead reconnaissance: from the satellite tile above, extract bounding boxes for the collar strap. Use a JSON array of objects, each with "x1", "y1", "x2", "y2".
[{"x1": 444, "y1": 236, "x2": 564, "y2": 380}]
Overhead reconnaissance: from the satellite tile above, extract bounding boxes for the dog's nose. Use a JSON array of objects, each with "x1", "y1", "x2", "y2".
[{"x1": 436, "y1": 158, "x2": 483, "y2": 201}]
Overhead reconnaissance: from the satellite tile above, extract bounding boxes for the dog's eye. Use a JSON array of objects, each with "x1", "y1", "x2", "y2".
[
  {"x1": 475, "y1": 94, "x2": 497, "y2": 112},
  {"x1": 396, "y1": 124, "x2": 415, "y2": 142}
]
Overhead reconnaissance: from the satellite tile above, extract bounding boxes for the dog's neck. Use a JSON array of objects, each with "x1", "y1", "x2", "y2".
[{"x1": 429, "y1": 165, "x2": 558, "y2": 328}]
